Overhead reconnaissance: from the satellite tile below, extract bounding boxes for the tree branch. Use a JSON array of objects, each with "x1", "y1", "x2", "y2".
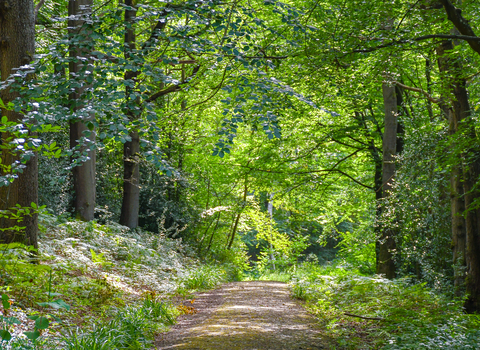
[
  {"x1": 34, "y1": 0, "x2": 46, "y2": 23},
  {"x1": 349, "y1": 34, "x2": 480, "y2": 55},
  {"x1": 329, "y1": 169, "x2": 374, "y2": 189},
  {"x1": 224, "y1": 55, "x2": 288, "y2": 60},
  {"x1": 146, "y1": 84, "x2": 181, "y2": 102},
  {"x1": 438, "y1": 0, "x2": 480, "y2": 55},
  {"x1": 141, "y1": 9, "x2": 168, "y2": 51},
  {"x1": 229, "y1": 164, "x2": 374, "y2": 190},
  {"x1": 145, "y1": 65, "x2": 200, "y2": 103},
  {"x1": 392, "y1": 80, "x2": 443, "y2": 105}
]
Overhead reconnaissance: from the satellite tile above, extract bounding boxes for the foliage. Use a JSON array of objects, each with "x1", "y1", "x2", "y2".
[
  {"x1": 290, "y1": 265, "x2": 480, "y2": 349},
  {"x1": 0, "y1": 215, "x2": 238, "y2": 348},
  {"x1": 380, "y1": 122, "x2": 453, "y2": 290},
  {"x1": 61, "y1": 298, "x2": 177, "y2": 350},
  {"x1": 177, "y1": 264, "x2": 229, "y2": 293}
]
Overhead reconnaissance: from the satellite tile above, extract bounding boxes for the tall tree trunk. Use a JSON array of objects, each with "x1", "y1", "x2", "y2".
[
  {"x1": 69, "y1": 0, "x2": 96, "y2": 221},
  {"x1": 372, "y1": 145, "x2": 383, "y2": 269},
  {"x1": 0, "y1": 0, "x2": 38, "y2": 247},
  {"x1": 119, "y1": 0, "x2": 140, "y2": 228},
  {"x1": 377, "y1": 82, "x2": 398, "y2": 279},
  {"x1": 449, "y1": 108, "x2": 467, "y2": 294},
  {"x1": 437, "y1": 39, "x2": 480, "y2": 311},
  {"x1": 438, "y1": 85, "x2": 466, "y2": 293}
]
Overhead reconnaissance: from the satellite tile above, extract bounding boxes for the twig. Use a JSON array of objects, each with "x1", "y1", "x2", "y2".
[{"x1": 344, "y1": 312, "x2": 385, "y2": 321}]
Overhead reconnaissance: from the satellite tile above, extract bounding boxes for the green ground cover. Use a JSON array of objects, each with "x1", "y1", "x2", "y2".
[{"x1": 0, "y1": 215, "x2": 240, "y2": 349}]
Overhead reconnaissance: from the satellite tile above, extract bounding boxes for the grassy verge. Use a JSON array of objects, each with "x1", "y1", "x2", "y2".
[{"x1": 0, "y1": 215, "x2": 238, "y2": 349}]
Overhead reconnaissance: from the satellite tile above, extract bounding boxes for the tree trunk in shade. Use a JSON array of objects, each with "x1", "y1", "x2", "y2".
[
  {"x1": 437, "y1": 39, "x2": 480, "y2": 312},
  {"x1": 0, "y1": 0, "x2": 38, "y2": 248},
  {"x1": 120, "y1": 131, "x2": 140, "y2": 228},
  {"x1": 119, "y1": 0, "x2": 140, "y2": 229},
  {"x1": 377, "y1": 83, "x2": 397, "y2": 279},
  {"x1": 68, "y1": 0, "x2": 96, "y2": 221}
]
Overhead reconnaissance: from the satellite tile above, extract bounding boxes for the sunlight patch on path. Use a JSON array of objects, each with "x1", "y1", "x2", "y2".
[{"x1": 157, "y1": 281, "x2": 327, "y2": 350}]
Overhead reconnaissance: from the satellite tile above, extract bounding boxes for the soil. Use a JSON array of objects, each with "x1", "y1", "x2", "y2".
[{"x1": 156, "y1": 281, "x2": 331, "y2": 350}]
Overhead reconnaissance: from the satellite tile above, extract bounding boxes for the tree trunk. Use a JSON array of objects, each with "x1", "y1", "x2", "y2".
[
  {"x1": 377, "y1": 82, "x2": 398, "y2": 279},
  {"x1": 441, "y1": 100, "x2": 466, "y2": 293},
  {"x1": 68, "y1": 0, "x2": 96, "y2": 221},
  {"x1": 372, "y1": 146, "x2": 383, "y2": 270},
  {"x1": 437, "y1": 39, "x2": 480, "y2": 311},
  {"x1": 0, "y1": 0, "x2": 38, "y2": 248},
  {"x1": 227, "y1": 177, "x2": 248, "y2": 249},
  {"x1": 204, "y1": 212, "x2": 222, "y2": 255},
  {"x1": 119, "y1": 0, "x2": 140, "y2": 228},
  {"x1": 120, "y1": 131, "x2": 140, "y2": 228}
]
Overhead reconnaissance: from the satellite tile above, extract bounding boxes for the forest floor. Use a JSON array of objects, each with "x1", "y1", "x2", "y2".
[{"x1": 156, "y1": 281, "x2": 333, "y2": 350}]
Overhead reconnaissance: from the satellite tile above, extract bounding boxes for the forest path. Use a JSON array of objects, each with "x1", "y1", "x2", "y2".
[{"x1": 156, "y1": 281, "x2": 330, "y2": 350}]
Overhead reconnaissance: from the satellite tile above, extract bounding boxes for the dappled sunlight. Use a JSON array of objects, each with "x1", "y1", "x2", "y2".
[{"x1": 158, "y1": 281, "x2": 326, "y2": 349}]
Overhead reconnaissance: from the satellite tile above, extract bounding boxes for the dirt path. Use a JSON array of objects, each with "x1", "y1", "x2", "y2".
[{"x1": 156, "y1": 281, "x2": 330, "y2": 350}]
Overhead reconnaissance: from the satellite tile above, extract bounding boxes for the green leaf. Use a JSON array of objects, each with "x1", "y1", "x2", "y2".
[
  {"x1": 52, "y1": 299, "x2": 70, "y2": 310},
  {"x1": 38, "y1": 299, "x2": 70, "y2": 310},
  {"x1": 10, "y1": 317, "x2": 20, "y2": 325},
  {"x1": 24, "y1": 330, "x2": 41, "y2": 341},
  {"x1": 51, "y1": 314, "x2": 63, "y2": 323},
  {"x1": 0, "y1": 330, "x2": 11, "y2": 341},
  {"x1": 35, "y1": 316, "x2": 49, "y2": 330}
]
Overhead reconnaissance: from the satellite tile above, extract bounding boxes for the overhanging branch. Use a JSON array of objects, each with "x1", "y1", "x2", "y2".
[
  {"x1": 145, "y1": 65, "x2": 200, "y2": 103},
  {"x1": 348, "y1": 34, "x2": 480, "y2": 55},
  {"x1": 439, "y1": 0, "x2": 480, "y2": 55},
  {"x1": 392, "y1": 80, "x2": 443, "y2": 105}
]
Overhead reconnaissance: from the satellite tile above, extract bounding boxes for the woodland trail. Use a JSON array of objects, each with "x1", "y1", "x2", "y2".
[{"x1": 156, "y1": 281, "x2": 330, "y2": 350}]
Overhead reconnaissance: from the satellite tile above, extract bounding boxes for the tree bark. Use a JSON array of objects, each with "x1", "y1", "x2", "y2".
[
  {"x1": 119, "y1": 0, "x2": 141, "y2": 228},
  {"x1": 120, "y1": 131, "x2": 140, "y2": 228},
  {"x1": 372, "y1": 144, "x2": 383, "y2": 270},
  {"x1": 0, "y1": 0, "x2": 38, "y2": 248},
  {"x1": 438, "y1": 0, "x2": 480, "y2": 55},
  {"x1": 437, "y1": 39, "x2": 480, "y2": 311},
  {"x1": 69, "y1": 0, "x2": 96, "y2": 221},
  {"x1": 377, "y1": 82, "x2": 398, "y2": 279},
  {"x1": 449, "y1": 109, "x2": 467, "y2": 293},
  {"x1": 437, "y1": 72, "x2": 466, "y2": 293}
]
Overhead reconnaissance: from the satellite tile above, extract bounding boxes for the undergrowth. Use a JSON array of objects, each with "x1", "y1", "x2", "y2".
[
  {"x1": 0, "y1": 214, "x2": 240, "y2": 349},
  {"x1": 289, "y1": 262, "x2": 480, "y2": 349}
]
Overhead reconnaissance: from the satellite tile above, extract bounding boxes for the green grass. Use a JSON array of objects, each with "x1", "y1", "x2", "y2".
[{"x1": 60, "y1": 298, "x2": 177, "y2": 350}]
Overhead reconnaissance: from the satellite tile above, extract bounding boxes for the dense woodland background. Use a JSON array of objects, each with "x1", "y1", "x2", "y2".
[{"x1": 2, "y1": 0, "x2": 480, "y2": 348}]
